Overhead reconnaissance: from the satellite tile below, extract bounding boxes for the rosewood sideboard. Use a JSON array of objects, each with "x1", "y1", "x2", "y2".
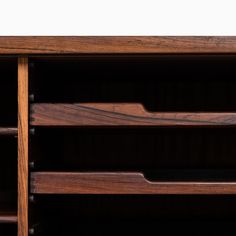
[{"x1": 1, "y1": 36, "x2": 236, "y2": 235}]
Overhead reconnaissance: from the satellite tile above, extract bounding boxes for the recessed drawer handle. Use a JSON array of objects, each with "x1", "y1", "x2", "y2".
[
  {"x1": 31, "y1": 172, "x2": 236, "y2": 195},
  {"x1": 30, "y1": 103, "x2": 236, "y2": 126}
]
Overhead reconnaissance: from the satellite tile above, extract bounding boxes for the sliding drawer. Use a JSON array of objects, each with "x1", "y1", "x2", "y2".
[
  {"x1": 30, "y1": 195, "x2": 236, "y2": 235},
  {"x1": 29, "y1": 55, "x2": 236, "y2": 127}
]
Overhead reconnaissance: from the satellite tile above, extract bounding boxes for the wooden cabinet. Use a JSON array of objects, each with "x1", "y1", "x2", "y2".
[{"x1": 1, "y1": 37, "x2": 236, "y2": 235}]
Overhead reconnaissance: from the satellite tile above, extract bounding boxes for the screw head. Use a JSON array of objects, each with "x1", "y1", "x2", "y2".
[
  {"x1": 29, "y1": 228, "x2": 35, "y2": 235},
  {"x1": 29, "y1": 195, "x2": 35, "y2": 203},
  {"x1": 29, "y1": 162, "x2": 35, "y2": 169},
  {"x1": 30, "y1": 128, "x2": 35, "y2": 135},
  {"x1": 29, "y1": 94, "x2": 35, "y2": 102}
]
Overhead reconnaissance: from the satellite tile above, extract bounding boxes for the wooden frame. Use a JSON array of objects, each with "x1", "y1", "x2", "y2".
[
  {"x1": 18, "y1": 57, "x2": 28, "y2": 236},
  {"x1": 0, "y1": 37, "x2": 236, "y2": 54}
]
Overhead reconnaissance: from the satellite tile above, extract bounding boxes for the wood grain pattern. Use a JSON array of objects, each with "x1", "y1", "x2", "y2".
[
  {"x1": 0, "y1": 37, "x2": 236, "y2": 54},
  {"x1": 0, "y1": 127, "x2": 17, "y2": 136},
  {"x1": 18, "y1": 57, "x2": 28, "y2": 236},
  {"x1": 0, "y1": 211, "x2": 17, "y2": 223},
  {"x1": 31, "y1": 103, "x2": 236, "y2": 127},
  {"x1": 31, "y1": 172, "x2": 236, "y2": 195}
]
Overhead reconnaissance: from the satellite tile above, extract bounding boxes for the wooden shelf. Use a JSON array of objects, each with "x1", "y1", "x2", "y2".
[
  {"x1": 31, "y1": 172, "x2": 236, "y2": 195},
  {"x1": 0, "y1": 128, "x2": 17, "y2": 136},
  {"x1": 30, "y1": 103, "x2": 236, "y2": 127},
  {"x1": 0, "y1": 211, "x2": 17, "y2": 224}
]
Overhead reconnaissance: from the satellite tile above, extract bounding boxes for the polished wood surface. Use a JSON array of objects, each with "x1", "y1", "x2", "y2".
[
  {"x1": 0, "y1": 128, "x2": 17, "y2": 136},
  {"x1": 31, "y1": 103, "x2": 236, "y2": 126},
  {"x1": 18, "y1": 57, "x2": 28, "y2": 236},
  {"x1": 0, "y1": 37, "x2": 236, "y2": 235},
  {"x1": 0, "y1": 37, "x2": 236, "y2": 54},
  {"x1": 31, "y1": 172, "x2": 236, "y2": 195}
]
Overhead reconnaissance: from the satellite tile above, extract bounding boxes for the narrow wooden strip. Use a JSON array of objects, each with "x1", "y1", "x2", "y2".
[
  {"x1": 31, "y1": 172, "x2": 236, "y2": 195},
  {"x1": 0, "y1": 37, "x2": 236, "y2": 54},
  {"x1": 0, "y1": 127, "x2": 17, "y2": 136},
  {"x1": 31, "y1": 103, "x2": 236, "y2": 126},
  {"x1": 0, "y1": 212, "x2": 17, "y2": 223},
  {"x1": 18, "y1": 57, "x2": 28, "y2": 236}
]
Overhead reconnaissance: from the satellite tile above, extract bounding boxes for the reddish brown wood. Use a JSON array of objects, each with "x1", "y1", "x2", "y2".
[
  {"x1": 8, "y1": 37, "x2": 236, "y2": 233},
  {"x1": 31, "y1": 103, "x2": 236, "y2": 127},
  {"x1": 0, "y1": 211, "x2": 17, "y2": 223},
  {"x1": 0, "y1": 127, "x2": 17, "y2": 136},
  {"x1": 31, "y1": 172, "x2": 236, "y2": 195},
  {"x1": 18, "y1": 57, "x2": 28, "y2": 236},
  {"x1": 0, "y1": 37, "x2": 236, "y2": 54}
]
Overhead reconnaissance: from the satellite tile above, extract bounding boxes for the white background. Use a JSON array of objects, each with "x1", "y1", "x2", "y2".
[{"x1": 0, "y1": 0, "x2": 235, "y2": 35}]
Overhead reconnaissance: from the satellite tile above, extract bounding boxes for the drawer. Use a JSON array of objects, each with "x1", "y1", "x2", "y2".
[{"x1": 29, "y1": 55, "x2": 236, "y2": 127}]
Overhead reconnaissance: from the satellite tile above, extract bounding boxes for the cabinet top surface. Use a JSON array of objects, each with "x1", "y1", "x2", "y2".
[{"x1": 0, "y1": 36, "x2": 236, "y2": 54}]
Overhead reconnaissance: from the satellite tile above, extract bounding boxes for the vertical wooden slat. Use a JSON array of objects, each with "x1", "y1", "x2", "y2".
[{"x1": 18, "y1": 57, "x2": 28, "y2": 236}]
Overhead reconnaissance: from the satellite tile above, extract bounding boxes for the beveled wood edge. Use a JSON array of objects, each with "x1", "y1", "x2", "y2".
[
  {"x1": 0, "y1": 37, "x2": 236, "y2": 54},
  {"x1": 31, "y1": 172, "x2": 236, "y2": 195}
]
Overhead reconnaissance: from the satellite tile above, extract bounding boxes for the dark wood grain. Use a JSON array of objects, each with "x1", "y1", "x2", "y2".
[
  {"x1": 0, "y1": 127, "x2": 17, "y2": 136},
  {"x1": 0, "y1": 211, "x2": 17, "y2": 223},
  {"x1": 31, "y1": 172, "x2": 236, "y2": 195},
  {"x1": 18, "y1": 57, "x2": 28, "y2": 236},
  {"x1": 31, "y1": 103, "x2": 236, "y2": 127},
  {"x1": 0, "y1": 37, "x2": 236, "y2": 54}
]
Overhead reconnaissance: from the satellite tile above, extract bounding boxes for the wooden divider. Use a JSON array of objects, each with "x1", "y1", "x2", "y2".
[
  {"x1": 31, "y1": 172, "x2": 236, "y2": 195},
  {"x1": 31, "y1": 103, "x2": 236, "y2": 126},
  {"x1": 18, "y1": 57, "x2": 28, "y2": 236}
]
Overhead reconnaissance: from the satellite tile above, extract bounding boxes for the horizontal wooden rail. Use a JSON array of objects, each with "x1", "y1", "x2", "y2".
[
  {"x1": 0, "y1": 127, "x2": 17, "y2": 136},
  {"x1": 0, "y1": 211, "x2": 17, "y2": 223},
  {"x1": 1, "y1": 37, "x2": 236, "y2": 54},
  {"x1": 31, "y1": 172, "x2": 236, "y2": 194},
  {"x1": 31, "y1": 103, "x2": 236, "y2": 126}
]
